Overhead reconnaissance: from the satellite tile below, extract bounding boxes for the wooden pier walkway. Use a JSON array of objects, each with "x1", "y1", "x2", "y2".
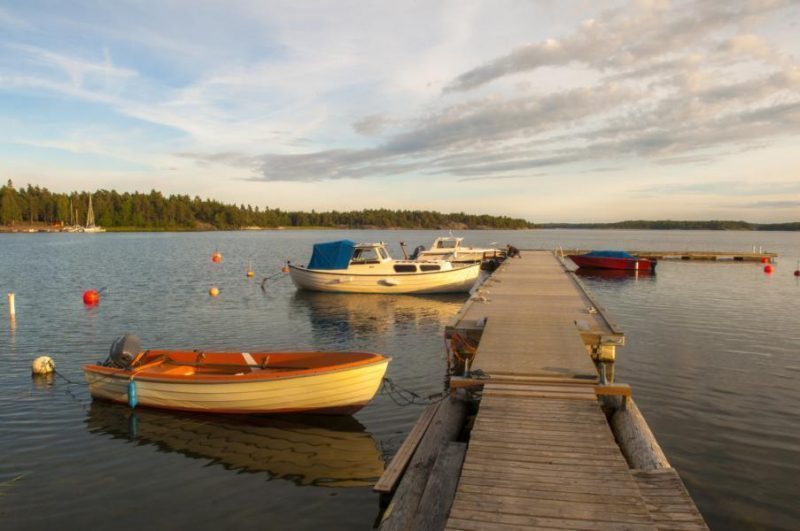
[
  {"x1": 377, "y1": 251, "x2": 707, "y2": 530},
  {"x1": 566, "y1": 249, "x2": 777, "y2": 262}
]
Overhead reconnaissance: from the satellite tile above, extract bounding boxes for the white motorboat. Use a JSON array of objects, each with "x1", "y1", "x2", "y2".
[
  {"x1": 289, "y1": 240, "x2": 480, "y2": 294},
  {"x1": 413, "y1": 236, "x2": 504, "y2": 264}
]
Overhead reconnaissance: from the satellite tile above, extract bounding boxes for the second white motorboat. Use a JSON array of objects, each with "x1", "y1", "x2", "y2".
[
  {"x1": 412, "y1": 236, "x2": 504, "y2": 264},
  {"x1": 289, "y1": 240, "x2": 480, "y2": 294}
]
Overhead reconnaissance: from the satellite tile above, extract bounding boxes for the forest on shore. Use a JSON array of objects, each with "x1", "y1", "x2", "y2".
[{"x1": 0, "y1": 181, "x2": 533, "y2": 230}]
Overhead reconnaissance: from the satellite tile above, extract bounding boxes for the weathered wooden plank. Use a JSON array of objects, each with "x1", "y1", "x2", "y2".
[
  {"x1": 410, "y1": 442, "x2": 467, "y2": 531},
  {"x1": 458, "y1": 469, "x2": 644, "y2": 493},
  {"x1": 457, "y1": 474, "x2": 643, "y2": 496},
  {"x1": 374, "y1": 401, "x2": 441, "y2": 494},
  {"x1": 447, "y1": 514, "x2": 655, "y2": 531},
  {"x1": 456, "y1": 483, "x2": 645, "y2": 505},
  {"x1": 379, "y1": 396, "x2": 467, "y2": 531},
  {"x1": 450, "y1": 494, "x2": 655, "y2": 522},
  {"x1": 631, "y1": 469, "x2": 709, "y2": 530}
]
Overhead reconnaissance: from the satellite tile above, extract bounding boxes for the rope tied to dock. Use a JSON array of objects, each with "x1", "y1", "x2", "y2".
[{"x1": 380, "y1": 377, "x2": 447, "y2": 407}]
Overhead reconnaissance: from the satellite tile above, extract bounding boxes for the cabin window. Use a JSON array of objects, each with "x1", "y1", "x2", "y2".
[
  {"x1": 378, "y1": 247, "x2": 389, "y2": 260},
  {"x1": 351, "y1": 247, "x2": 380, "y2": 264},
  {"x1": 420, "y1": 264, "x2": 441, "y2": 271},
  {"x1": 436, "y1": 240, "x2": 457, "y2": 249},
  {"x1": 394, "y1": 264, "x2": 417, "y2": 273}
]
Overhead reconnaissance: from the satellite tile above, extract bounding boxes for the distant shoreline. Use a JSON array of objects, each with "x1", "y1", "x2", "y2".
[{"x1": 2, "y1": 224, "x2": 799, "y2": 233}]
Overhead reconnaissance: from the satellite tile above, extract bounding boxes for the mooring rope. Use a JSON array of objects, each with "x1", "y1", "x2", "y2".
[{"x1": 380, "y1": 377, "x2": 448, "y2": 407}]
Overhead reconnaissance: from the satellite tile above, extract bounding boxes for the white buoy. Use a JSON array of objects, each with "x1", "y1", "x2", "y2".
[
  {"x1": 32, "y1": 356, "x2": 55, "y2": 375},
  {"x1": 7, "y1": 292, "x2": 15, "y2": 320}
]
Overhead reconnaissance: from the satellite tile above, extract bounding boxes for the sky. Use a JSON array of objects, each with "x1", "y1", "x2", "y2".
[{"x1": 0, "y1": 0, "x2": 799, "y2": 223}]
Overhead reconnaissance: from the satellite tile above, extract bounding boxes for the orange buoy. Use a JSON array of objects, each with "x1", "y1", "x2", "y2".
[
  {"x1": 763, "y1": 264, "x2": 774, "y2": 274},
  {"x1": 246, "y1": 270, "x2": 254, "y2": 278},
  {"x1": 211, "y1": 251, "x2": 222, "y2": 263},
  {"x1": 760, "y1": 257, "x2": 768, "y2": 264},
  {"x1": 209, "y1": 287, "x2": 220, "y2": 297},
  {"x1": 281, "y1": 264, "x2": 289, "y2": 273},
  {"x1": 83, "y1": 289, "x2": 100, "y2": 305}
]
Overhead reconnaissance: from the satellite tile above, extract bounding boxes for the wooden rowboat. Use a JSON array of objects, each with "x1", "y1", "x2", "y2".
[{"x1": 83, "y1": 349, "x2": 390, "y2": 415}]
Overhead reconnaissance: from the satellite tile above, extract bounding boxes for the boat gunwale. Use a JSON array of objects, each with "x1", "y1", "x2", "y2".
[
  {"x1": 289, "y1": 262, "x2": 480, "y2": 277},
  {"x1": 83, "y1": 352, "x2": 391, "y2": 385}
]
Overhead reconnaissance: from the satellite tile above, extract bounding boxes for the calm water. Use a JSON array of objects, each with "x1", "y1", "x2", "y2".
[{"x1": 1, "y1": 230, "x2": 798, "y2": 530}]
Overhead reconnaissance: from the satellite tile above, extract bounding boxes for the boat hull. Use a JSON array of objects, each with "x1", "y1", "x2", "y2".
[
  {"x1": 568, "y1": 254, "x2": 656, "y2": 271},
  {"x1": 84, "y1": 352, "x2": 389, "y2": 415},
  {"x1": 289, "y1": 263, "x2": 480, "y2": 294}
]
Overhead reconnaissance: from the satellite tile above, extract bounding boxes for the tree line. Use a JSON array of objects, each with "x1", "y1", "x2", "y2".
[{"x1": 0, "y1": 181, "x2": 534, "y2": 230}]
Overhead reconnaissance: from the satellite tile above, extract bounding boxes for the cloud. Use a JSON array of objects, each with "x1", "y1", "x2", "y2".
[
  {"x1": 444, "y1": 1, "x2": 791, "y2": 92},
  {"x1": 353, "y1": 114, "x2": 387, "y2": 136},
  {"x1": 633, "y1": 180, "x2": 800, "y2": 197},
  {"x1": 740, "y1": 200, "x2": 800, "y2": 208}
]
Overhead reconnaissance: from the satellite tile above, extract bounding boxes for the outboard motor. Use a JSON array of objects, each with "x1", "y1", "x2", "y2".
[
  {"x1": 106, "y1": 334, "x2": 141, "y2": 369},
  {"x1": 410, "y1": 245, "x2": 426, "y2": 260}
]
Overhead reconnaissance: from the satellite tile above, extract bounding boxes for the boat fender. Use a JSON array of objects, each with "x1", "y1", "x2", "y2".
[{"x1": 128, "y1": 379, "x2": 138, "y2": 408}]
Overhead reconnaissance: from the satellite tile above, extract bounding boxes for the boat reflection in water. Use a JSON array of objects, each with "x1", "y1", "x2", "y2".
[
  {"x1": 574, "y1": 267, "x2": 655, "y2": 282},
  {"x1": 291, "y1": 291, "x2": 466, "y2": 339},
  {"x1": 86, "y1": 401, "x2": 385, "y2": 488}
]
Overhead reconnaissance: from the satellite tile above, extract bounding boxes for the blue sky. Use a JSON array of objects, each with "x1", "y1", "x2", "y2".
[{"x1": 1, "y1": 0, "x2": 799, "y2": 222}]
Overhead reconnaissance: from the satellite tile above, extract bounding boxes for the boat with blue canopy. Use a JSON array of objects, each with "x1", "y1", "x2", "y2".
[{"x1": 289, "y1": 240, "x2": 481, "y2": 294}]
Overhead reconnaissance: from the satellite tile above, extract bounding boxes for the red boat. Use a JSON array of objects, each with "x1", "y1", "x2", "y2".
[{"x1": 567, "y1": 251, "x2": 656, "y2": 271}]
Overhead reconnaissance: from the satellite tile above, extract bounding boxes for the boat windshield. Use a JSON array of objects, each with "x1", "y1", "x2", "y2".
[
  {"x1": 378, "y1": 247, "x2": 389, "y2": 260},
  {"x1": 436, "y1": 239, "x2": 458, "y2": 249},
  {"x1": 351, "y1": 247, "x2": 380, "y2": 264}
]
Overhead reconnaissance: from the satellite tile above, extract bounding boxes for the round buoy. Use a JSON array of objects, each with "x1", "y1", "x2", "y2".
[
  {"x1": 247, "y1": 270, "x2": 254, "y2": 278},
  {"x1": 760, "y1": 257, "x2": 768, "y2": 264},
  {"x1": 32, "y1": 356, "x2": 55, "y2": 375},
  {"x1": 209, "y1": 287, "x2": 220, "y2": 297},
  {"x1": 281, "y1": 265, "x2": 289, "y2": 273},
  {"x1": 211, "y1": 252, "x2": 222, "y2": 263},
  {"x1": 794, "y1": 269, "x2": 800, "y2": 277},
  {"x1": 763, "y1": 264, "x2": 774, "y2": 274},
  {"x1": 83, "y1": 289, "x2": 100, "y2": 305}
]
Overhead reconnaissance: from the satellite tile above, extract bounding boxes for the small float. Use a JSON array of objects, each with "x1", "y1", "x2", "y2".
[
  {"x1": 568, "y1": 250, "x2": 657, "y2": 271},
  {"x1": 288, "y1": 240, "x2": 480, "y2": 294},
  {"x1": 83, "y1": 335, "x2": 390, "y2": 415}
]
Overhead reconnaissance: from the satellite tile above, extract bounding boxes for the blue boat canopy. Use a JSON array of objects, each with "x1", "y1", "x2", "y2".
[
  {"x1": 584, "y1": 250, "x2": 635, "y2": 259},
  {"x1": 307, "y1": 240, "x2": 356, "y2": 270}
]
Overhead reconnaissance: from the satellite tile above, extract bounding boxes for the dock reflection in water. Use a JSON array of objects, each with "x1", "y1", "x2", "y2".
[
  {"x1": 86, "y1": 402, "x2": 385, "y2": 488},
  {"x1": 574, "y1": 268, "x2": 656, "y2": 282},
  {"x1": 291, "y1": 291, "x2": 465, "y2": 339}
]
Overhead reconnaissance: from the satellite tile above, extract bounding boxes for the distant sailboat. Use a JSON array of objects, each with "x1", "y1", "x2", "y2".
[{"x1": 82, "y1": 195, "x2": 106, "y2": 233}]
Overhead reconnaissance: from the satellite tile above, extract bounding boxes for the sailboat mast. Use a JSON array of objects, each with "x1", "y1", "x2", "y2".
[{"x1": 86, "y1": 195, "x2": 95, "y2": 227}]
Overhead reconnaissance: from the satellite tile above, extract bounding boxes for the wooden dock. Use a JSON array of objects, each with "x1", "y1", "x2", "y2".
[
  {"x1": 565, "y1": 249, "x2": 777, "y2": 262},
  {"x1": 376, "y1": 251, "x2": 708, "y2": 530}
]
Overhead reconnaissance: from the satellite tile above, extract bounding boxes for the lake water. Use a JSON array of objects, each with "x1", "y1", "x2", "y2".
[{"x1": 0, "y1": 229, "x2": 798, "y2": 530}]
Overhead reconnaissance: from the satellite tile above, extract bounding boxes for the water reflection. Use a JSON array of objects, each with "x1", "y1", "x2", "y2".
[
  {"x1": 86, "y1": 402, "x2": 385, "y2": 488},
  {"x1": 290, "y1": 292, "x2": 465, "y2": 339},
  {"x1": 574, "y1": 268, "x2": 656, "y2": 282}
]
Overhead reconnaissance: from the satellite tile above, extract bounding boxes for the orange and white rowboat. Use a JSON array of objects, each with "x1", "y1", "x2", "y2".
[{"x1": 83, "y1": 350, "x2": 390, "y2": 415}]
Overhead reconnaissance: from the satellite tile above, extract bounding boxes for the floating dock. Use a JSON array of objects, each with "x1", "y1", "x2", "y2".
[
  {"x1": 566, "y1": 249, "x2": 777, "y2": 262},
  {"x1": 376, "y1": 251, "x2": 708, "y2": 530}
]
